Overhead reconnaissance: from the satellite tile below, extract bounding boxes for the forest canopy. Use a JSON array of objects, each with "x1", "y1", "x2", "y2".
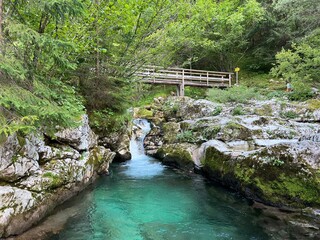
[{"x1": 0, "y1": 0, "x2": 319, "y2": 135}]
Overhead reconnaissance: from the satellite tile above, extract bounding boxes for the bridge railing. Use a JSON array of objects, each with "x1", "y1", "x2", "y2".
[{"x1": 136, "y1": 66, "x2": 234, "y2": 88}]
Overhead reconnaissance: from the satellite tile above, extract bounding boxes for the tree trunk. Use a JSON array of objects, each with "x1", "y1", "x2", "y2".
[
  {"x1": 95, "y1": 0, "x2": 100, "y2": 77},
  {"x1": 0, "y1": 0, "x2": 3, "y2": 50}
]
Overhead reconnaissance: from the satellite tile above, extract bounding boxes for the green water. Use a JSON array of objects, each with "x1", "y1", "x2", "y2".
[
  {"x1": 49, "y1": 160, "x2": 270, "y2": 239},
  {"x1": 48, "y1": 120, "x2": 270, "y2": 240}
]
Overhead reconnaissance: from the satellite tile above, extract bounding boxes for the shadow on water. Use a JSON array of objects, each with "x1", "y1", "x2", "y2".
[{"x1": 11, "y1": 119, "x2": 317, "y2": 240}]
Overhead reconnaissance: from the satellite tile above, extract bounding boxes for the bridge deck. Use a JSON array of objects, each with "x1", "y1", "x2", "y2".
[{"x1": 136, "y1": 66, "x2": 234, "y2": 96}]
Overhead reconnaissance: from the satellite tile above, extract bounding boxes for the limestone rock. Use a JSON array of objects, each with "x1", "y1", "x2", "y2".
[
  {"x1": 0, "y1": 134, "x2": 41, "y2": 182},
  {"x1": 55, "y1": 115, "x2": 98, "y2": 151},
  {"x1": 155, "y1": 143, "x2": 196, "y2": 170}
]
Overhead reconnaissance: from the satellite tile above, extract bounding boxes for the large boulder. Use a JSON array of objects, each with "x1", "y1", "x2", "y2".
[
  {"x1": 200, "y1": 140, "x2": 320, "y2": 208},
  {"x1": 55, "y1": 115, "x2": 98, "y2": 151}
]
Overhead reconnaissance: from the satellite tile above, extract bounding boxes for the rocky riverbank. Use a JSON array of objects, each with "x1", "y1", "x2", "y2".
[
  {"x1": 139, "y1": 96, "x2": 320, "y2": 210},
  {"x1": 0, "y1": 115, "x2": 115, "y2": 238}
]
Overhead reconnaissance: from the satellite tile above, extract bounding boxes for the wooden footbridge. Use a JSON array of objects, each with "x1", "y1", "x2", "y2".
[{"x1": 136, "y1": 66, "x2": 234, "y2": 96}]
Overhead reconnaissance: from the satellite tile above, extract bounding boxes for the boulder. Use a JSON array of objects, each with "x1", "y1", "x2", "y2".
[
  {"x1": 55, "y1": 115, "x2": 98, "y2": 151},
  {"x1": 155, "y1": 143, "x2": 197, "y2": 171},
  {"x1": 0, "y1": 134, "x2": 41, "y2": 182}
]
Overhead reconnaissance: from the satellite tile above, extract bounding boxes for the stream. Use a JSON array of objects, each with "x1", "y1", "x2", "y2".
[{"x1": 37, "y1": 119, "x2": 274, "y2": 240}]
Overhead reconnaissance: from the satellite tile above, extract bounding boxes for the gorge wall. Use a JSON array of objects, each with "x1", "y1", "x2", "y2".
[{"x1": 0, "y1": 115, "x2": 115, "y2": 238}]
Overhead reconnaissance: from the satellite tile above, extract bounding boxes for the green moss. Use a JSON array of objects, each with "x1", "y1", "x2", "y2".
[
  {"x1": 0, "y1": 133, "x2": 8, "y2": 146},
  {"x1": 163, "y1": 122, "x2": 180, "y2": 144},
  {"x1": 202, "y1": 146, "x2": 320, "y2": 208},
  {"x1": 43, "y1": 171, "x2": 64, "y2": 189},
  {"x1": 157, "y1": 144, "x2": 194, "y2": 169},
  {"x1": 254, "y1": 105, "x2": 273, "y2": 116},
  {"x1": 17, "y1": 134, "x2": 26, "y2": 147},
  {"x1": 307, "y1": 99, "x2": 320, "y2": 111},
  {"x1": 86, "y1": 147, "x2": 104, "y2": 167},
  {"x1": 135, "y1": 108, "x2": 153, "y2": 118},
  {"x1": 221, "y1": 122, "x2": 252, "y2": 141}
]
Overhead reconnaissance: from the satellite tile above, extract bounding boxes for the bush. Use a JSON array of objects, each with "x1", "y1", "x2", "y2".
[
  {"x1": 287, "y1": 82, "x2": 314, "y2": 101},
  {"x1": 232, "y1": 105, "x2": 245, "y2": 115},
  {"x1": 176, "y1": 130, "x2": 197, "y2": 143},
  {"x1": 207, "y1": 85, "x2": 260, "y2": 103}
]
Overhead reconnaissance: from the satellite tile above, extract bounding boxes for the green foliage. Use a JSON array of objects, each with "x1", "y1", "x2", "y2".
[
  {"x1": 207, "y1": 86, "x2": 260, "y2": 103},
  {"x1": 212, "y1": 106, "x2": 223, "y2": 116},
  {"x1": 280, "y1": 110, "x2": 299, "y2": 119},
  {"x1": 0, "y1": 83, "x2": 84, "y2": 136},
  {"x1": 287, "y1": 82, "x2": 314, "y2": 101},
  {"x1": 271, "y1": 42, "x2": 320, "y2": 84},
  {"x1": 89, "y1": 109, "x2": 132, "y2": 134},
  {"x1": 176, "y1": 130, "x2": 197, "y2": 143},
  {"x1": 232, "y1": 105, "x2": 245, "y2": 116}
]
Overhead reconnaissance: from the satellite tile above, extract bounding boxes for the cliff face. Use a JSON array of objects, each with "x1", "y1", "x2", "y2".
[
  {"x1": 142, "y1": 97, "x2": 320, "y2": 209},
  {"x1": 0, "y1": 115, "x2": 115, "y2": 238}
]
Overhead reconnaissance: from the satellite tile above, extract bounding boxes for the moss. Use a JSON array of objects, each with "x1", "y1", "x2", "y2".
[
  {"x1": 157, "y1": 144, "x2": 194, "y2": 170},
  {"x1": 0, "y1": 133, "x2": 8, "y2": 146},
  {"x1": 135, "y1": 108, "x2": 153, "y2": 118},
  {"x1": 163, "y1": 122, "x2": 180, "y2": 144},
  {"x1": 16, "y1": 134, "x2": 26, "y2": 147},
  {"x1": 202, "y1": 146, "x2": 320, "y2": 208},
  {"x1": 86, "y1": 147, "x2": 103, "y2": 168},
  {"x1": 306, "y1": 99, "x2": 320, "y2": 111},
  {"x1": 43, "y1": 171, "x2": 64, "y2": 189},
  {"x1": 254, "y1": 105, "x2": 273, "y2": 116},
  {"x1": 221, "y1": 122, "x2": 252, "y2": 141}
]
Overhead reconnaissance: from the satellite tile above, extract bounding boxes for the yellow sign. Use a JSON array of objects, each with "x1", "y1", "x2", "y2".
[{"x1": 235, "y1": 67, "x2": 240, "y2": 72}]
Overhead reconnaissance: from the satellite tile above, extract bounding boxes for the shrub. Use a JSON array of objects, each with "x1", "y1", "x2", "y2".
[
  {"x1": 287, "y1": 82, "x2": 314, "y2": 101},
  {"x1": 176, "y1": 130, "x2": 197, "y2": 143},
  {"x1": 232, "y1": 105, "x2": 245, "y2": 115},
  {"x1": 212, "y1": 106, "x2": 223, "y2": 116},
  {"x1": 207, "y1": 85, "x2": 260, "y2": 103},
  {"x1": 280, "y1": 110, "x2": 299, "y2": 119}
]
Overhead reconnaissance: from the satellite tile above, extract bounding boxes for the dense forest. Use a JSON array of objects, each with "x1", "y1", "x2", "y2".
[{"x1": 0, "y1": 0, "x2": 319, "y2": 136}]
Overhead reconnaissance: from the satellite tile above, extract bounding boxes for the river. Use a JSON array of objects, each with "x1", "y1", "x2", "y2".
[{"x1": 34, "y1": 119, "x2": 273, "y2": 240}]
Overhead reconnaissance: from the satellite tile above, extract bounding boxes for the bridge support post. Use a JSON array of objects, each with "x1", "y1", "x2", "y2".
[{"x1": 177, "y1": 84, "x2": 184, "y2": 96}]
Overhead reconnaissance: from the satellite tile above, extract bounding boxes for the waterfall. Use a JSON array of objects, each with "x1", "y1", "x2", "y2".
[
  {"x1": 130, "y1": 119, "x2": 151, "y2": 157},
  {"x1": 123, "y1": 119, "x2": 163, "y2": 178}
]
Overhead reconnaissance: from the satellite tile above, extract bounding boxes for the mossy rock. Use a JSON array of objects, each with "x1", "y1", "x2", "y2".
[
  {"x1": 156, "y1": 144, "x2": 194, "y2": 170},
  {"x1": 254, "y1": 104, "x2": 273, "y2": 116},
  {"x1": 42, "y1": 171, "x2": 64, "y2": 190},
  {"x1": 162, "y1": 122, "x2": 180, "y2": 144},
  {"x1": 307, "y1": 99, "x2": 320, "y2": 111},
  {"x1": 220, "y1": 122, "x2": 252, "y2": 141},
  {"x1": 134, "y1": 108, "x2": 153, "y2": 119},
  {"x1": 202, "y1": 145, "x2": 320, "y2": 208},
  {"x1": 86, "y1": 147, "x2": 104, "y2": 169}
]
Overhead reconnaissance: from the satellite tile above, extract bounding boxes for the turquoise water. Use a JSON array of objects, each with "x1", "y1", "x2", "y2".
[{"x1": 49, "y1": 120, "x2": 270, "y2": 240}]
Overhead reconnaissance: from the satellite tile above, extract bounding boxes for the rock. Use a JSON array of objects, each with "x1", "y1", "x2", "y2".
[
  {"x1": 0, "y1": 186, "x2": 40, "y2": 236},
  {"x1": 155, "y1": 143, "x2": 196, "y2": 170},
  {"x1": 0, "y1": 134, "x2": 40, "y2": 182},
  {"x1": 39, "y1": 145, "x2": 81, "y2": 162},
  {"x1": 55, "y1": 115, "x2": 97, "y2": 151},
  {"x1": 99, "y1": 132, "x2": 131, "y2": 162},
  {"x1": 147, "y1": 96, "x2": 320, "y2": 208},
  {"x1": 162, "y1": 122, "x2": 180, "y2": 144},
  {"x1": 0, "y1": 114, "x2": 115, "y2": 237}
]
